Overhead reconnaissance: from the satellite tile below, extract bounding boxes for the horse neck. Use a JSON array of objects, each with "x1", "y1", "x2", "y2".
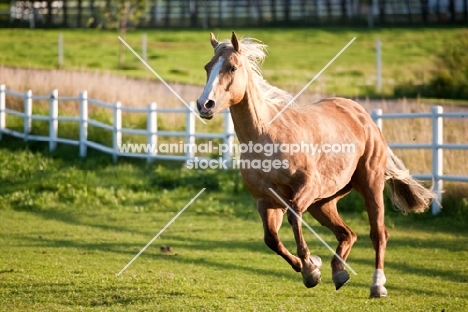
[{"x1": 229, "y1": 79, "x2": 273, "y2": 143}]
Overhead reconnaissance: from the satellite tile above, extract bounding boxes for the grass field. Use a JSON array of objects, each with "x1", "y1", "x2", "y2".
[
  {"x1": 1, "y1": 27, "x2": 466, "y2": 97},
  {"x1": 1, "y1": 141, "x2": 468, "y2": 311}
]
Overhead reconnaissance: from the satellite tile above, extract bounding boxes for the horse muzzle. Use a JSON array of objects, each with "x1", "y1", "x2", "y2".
[{"x1": 197, "y1": 99, "x2": 216, "y2": 119}]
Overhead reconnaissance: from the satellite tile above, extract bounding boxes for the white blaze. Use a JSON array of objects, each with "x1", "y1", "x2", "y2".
[{"x1": 198, "y1": 56, "x2": 224, "y2": 104}]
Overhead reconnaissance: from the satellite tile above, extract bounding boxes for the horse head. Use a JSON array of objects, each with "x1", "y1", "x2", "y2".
[{"x1": 197, "y1": 32, "x2": 249, "y2": 120}]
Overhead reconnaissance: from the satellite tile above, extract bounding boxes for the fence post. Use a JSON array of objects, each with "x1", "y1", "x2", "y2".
[
  {"x1": 223, "y1": 109, "x2": 235, "y2": 168},
  {"x1": 147, "y1": 102, "x2": 157, "y2": 163},
  {"x1": 113, "y1": 101, "x2": 122, "y2": 163},
  {"x1": 371, "y1": 108, "x2": 383, "y2": 130},
  {"x1": 79, "y1": 91, "x2": 88, "y2": 158},
  {"x1": 49, "y1": 89, "x2": 58, "y2": 152},
  {"x1": 24, "y1": 89, "x2": 32, "y2": 140},
  {"x1": 0, "y1": 85, "x2": 5, "y2": 140},
  {"x1": 432, "y1": 106, "x2": 443, "y2": 215},
  {"x1": 186, "y1": 102, "x2": 196, "y2": 160}
]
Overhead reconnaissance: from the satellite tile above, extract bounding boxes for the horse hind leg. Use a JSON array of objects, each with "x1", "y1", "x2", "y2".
[
  {"x1": 257, "y1": 199, "x2": 303, "y2": 273},
  {"x1": 365, "y1": 189, "x2": 389, "y2": 298},
  {"x1": 352, "y1": 162, "x2": 389, "y2": 298},
  {"x1": 307, "y1": 187, "x2": 356, "y2": 290},
  {"x1": 364, "y1": 191, "x2": 389, "y2": 298}
]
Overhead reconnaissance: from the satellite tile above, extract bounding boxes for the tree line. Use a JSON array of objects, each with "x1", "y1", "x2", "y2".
[{"x1": 6, "y1": 0, "x2": 468, "y2": 28}]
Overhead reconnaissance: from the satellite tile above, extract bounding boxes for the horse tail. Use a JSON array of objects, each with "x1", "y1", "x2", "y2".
[{"x1": 384, "y1": 147, "x2": 438, "y2": 214}]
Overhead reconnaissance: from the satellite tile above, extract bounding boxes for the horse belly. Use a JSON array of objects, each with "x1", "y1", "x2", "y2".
[{"x1": 314, "y1": 156, "x2": 358, "y2": 199}]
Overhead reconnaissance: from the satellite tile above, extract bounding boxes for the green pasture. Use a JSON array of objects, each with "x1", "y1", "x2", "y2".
[
  {"x1": 1, "y1": 140, "x2": 467, "y2": 311},
  {"x1": 0, "y1": 27, "x2": 466, "y2": 96},
  {"x1": 1, "y1": 27, "x2": 468, "y2": 311}
]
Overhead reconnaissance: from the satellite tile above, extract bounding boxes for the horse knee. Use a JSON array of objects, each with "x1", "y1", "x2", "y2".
[{"x1": 336, "y1": 227, "x2": 357, "y2": 245}]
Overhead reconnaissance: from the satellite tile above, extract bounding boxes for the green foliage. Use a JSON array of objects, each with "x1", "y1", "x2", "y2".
[
  {"x1": 428, "y1": 30, "x2": 468, "y2": 99},
  {"x1": 438, "y1": 185, "x2": 468, "y2": 226},
  {"x1": 0, "y1": 138, "x2": 248, "y2": 216},
  {"x1": 103, "y1": 0, "x2": 147, "y2": 29},
  {"x1": 394, "y1": 30, "x2": 468, "y2": 99}
]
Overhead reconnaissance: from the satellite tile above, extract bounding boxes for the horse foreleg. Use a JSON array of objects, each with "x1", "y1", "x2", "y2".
[
  {"x1": 257, "y1": 199, "x2": 302, "y2": 272},
  {"x1": 308, "y1": 197, "x2": 356, "y2": 290},
  {"x1": 287, "y1": 207, "x2": 322, "y2": 288}
]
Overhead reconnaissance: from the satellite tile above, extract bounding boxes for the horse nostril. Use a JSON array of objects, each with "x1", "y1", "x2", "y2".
[{"x1": 204, "y1": 100, "x2": 215, "y2": 110}]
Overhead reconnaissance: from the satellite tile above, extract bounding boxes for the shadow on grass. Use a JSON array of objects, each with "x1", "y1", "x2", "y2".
[
  {"x1": 8, "y1": 205, "x2": 468, "y2": 287},
  {"x1": 349, "y1": 279, "x2": 463, "y2": 299},
  {"x1": 350, "y1": 255, "x2": 468, "y2": 285},
  {"x1": 12, "y1": 229, "x2": 301, "y2": 282}
]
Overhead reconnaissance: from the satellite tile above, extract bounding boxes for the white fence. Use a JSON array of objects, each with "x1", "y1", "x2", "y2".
[
  {"x1": 0, "y1": 85, "x2": 235, "y2": 163},
  {"x1": 371, "y1": 107, "x2": 468, "y2": 215},
  {"x1": 1, "y1": 85, "x2": 467, "y2": 214}
]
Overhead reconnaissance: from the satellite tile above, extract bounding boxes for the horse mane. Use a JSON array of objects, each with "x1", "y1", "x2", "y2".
[{"x1": 215, "y1": 38, "x2": 295, "y2": 109}]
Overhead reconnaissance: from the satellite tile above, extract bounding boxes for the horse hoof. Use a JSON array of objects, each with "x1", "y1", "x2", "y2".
[
  {"x1": 370, "y1": 284, "x2": 388, "y2": 298},
  {"x1": 332, "y1": 270, "x2": 350, "y2": 290},
  {"x1": 301, "y1": 255, "x2": 322, "y2": 288},
  {"x1": 302, "y1": 268, "x2": 321, "y2": 288}
]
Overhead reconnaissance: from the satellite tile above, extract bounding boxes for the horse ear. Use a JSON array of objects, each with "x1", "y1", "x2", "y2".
[
  {"x1": 231, "y1": 31, "x2": 240, "y2": 52},
  {"x1": 210, "y1": 32, "x2": 219, "y2": 49}
]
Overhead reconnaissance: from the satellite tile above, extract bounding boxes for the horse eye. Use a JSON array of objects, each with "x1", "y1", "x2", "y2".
[{"x1": 230, "y1": 66, "x2": 237, "y2": 73}]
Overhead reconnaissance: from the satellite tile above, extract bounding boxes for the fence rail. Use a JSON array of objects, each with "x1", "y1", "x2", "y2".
[
  {"x1": 0, "y1": 84, "x2": 236, "y2": 164},
  {"x1": 371, "y1": 107, "x2": 468, "y2": 215},
  {"x1": 1, "y1": 85, "x2": 467, "y2": 215}
]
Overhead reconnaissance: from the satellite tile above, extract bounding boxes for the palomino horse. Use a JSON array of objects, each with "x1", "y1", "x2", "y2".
[{"x1": 196, "y1": 32, "x2": 436, "y2": 297}]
